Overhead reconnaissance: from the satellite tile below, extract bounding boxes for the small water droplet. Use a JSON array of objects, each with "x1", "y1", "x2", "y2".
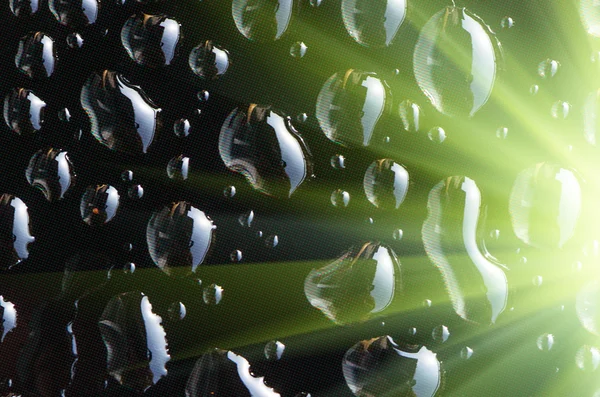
[
  {"x1": 266, "y1": 235, "x2": 279, "y2": 248},
  {"x1": 189, "y1": 41, "x2": 230, "y2": 79},
  {"x1": 264, "y1": 340, "x2": 285, "y2": 361},
  {"x1": 536, "y1": 333, "x2": 554, "y2": 351},
  {"x1": 428, "y1": 126, "x2": 446, "y2": 143},
  {"x1": 290, "y1": 41, "x2": 308, "y2": 58},
  {"x1": 530, "y1": 84, "x2": 539, "y2": 95},
  {"x1": 538, "y1": 59, "x2": 560, "y2": 79},
  {"x1": 224, "y1": 185, "x2": 236, "y2": 198},
  {"x1": 331, "y1": 154, "x2": 346, "y2": 169},
  {"x1": 392, "y1": 229, "x2": 404, "y2": 241},
  {"x1": 461, "y1": 346, "x2": 474, "y2": 360},
  {"x1": 576, "y1": 345, "x2": 600, "y2": 371},
  {"x1": 121, "y1": 170, "x2": 133, "y2": 182},
  {"x1": 121, "y1": 13, "x2": 181, "y2": 67},
  {"x1": 496, "y1": 126, "x2": 508, "y2": 139},
  {"x1": 167, "y1": 155, "x2": 190, "y2": 180},
  {"x1": 203, "y1": 284, "x2": 223, "y2": 305},
  {"x1": 551, "y1": 100, "x2": 571, "y2": 119},
  {"x1": 66, "y1": 32, "x2": 84, "y2": 48},
  {"x1": 432, "y1": 325, "x2": 450, "y2": 343},
  {"x1": 197, "y1": 90, "x2": 209, "y2": 102},
  {"x1": 342, "y1": 0, "x2": 406, "y2": 47},
  {"x1": 128, "y1": 184, "x2": 144, "y2": 200},
  {"x1": 174, "y1": 118, "x2": 191, "y2": 138},
  {"x1": 398, "y1": 100, "x2": 421, "y2": 132},
  {"x1": 331, "y1": 189, "x2": 350, "y2": 207},
  {"x1": 26, "y1": 148, "x2": 75, "y2": 202},
  {"x1": 532, "y1": 275, "x2": 543, "y2": 287},
  {"x1": 168, "y1": 302, "x2": 186, "y2": 321},
  {"x1": 364, "y1": 159, "x2": 409, "y2": 209}
]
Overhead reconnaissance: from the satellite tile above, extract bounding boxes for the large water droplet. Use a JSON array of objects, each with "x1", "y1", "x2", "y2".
[
  {"x1": 26, "y1": 148, "x2": 76, "y2": 202},
  {"x1": 49, "y1": 0, "x2": 99, "y2": 27},
  {"x1": 304, "y1": 241, "x2": 402, "y2": 324},
  {"x1": 0, "y1": 296, "x2": 17, "y2": 343},
  {"x1": 9, "y1": 0, "x2": 39, "y2": 17},
  {"x1": 413, "y1": 6, "x2": 498, "y2": 117},
  {"x1": 121, "y1": 13, "x2": 181, "y2": 68},
  {"x1": 343, "y1": 336, "x2": 441, "y2": 397},
  {"x1": 290, "y1": 41, "x2": 308, "y2": 58},
  {"x1": 509, "y1": 162, "x2": 581, "y2": 249},
  {"x1": 15, "y1": 32, "x2": 56, "y2": 79},
  {"x1": 232, "y1": 0, "x2": 294, "y2": 41},
  {"x1": 168, "y1": 302, "x2": 186, "y2": 321},
  {"x1": 551, "y1": 100, "x2": 571, "y2": 119},
  {"x1": 422, "y1": 176, "x2": 509, "y2": 324},
  {"x1": 432, "y1": 325, "x2": 450, "y2": 343},
  {"x1": 80, "y1": 184, "x2": 120, "y2": 225},
  {"x1": 147, "y1": 202, "x2": 215, "y2": 276},
  {"x1": 0, "y1": 195, "x2": 34, "y2": 269},
  {"x1": 219, "y1": 104, "x2": 313, "y2": 198},
  {"x1": 167, "y1": 155, "x2": 190, "y2": 180},
  {"x1": 3, "y1": 88, "x2": 46, "y2": 134},
  {"x1": 189, "y1": 41, "x2": 230, "y2": 80},
  {"x1": 341, "y1": 0, "x2": 406, "y2": 47},
  {"x1": 363, "y1": 159, "x2": 409, "y2": 209},
  {"x1": 316, "y1": 69, "x2": 392, "y2": 147},
  {"x1": 80, "y1": 70, "x2": 162, "y2": 154},
  {"x1": 185, "y1": 349, "x2": 281, "y2": 396},
  {"x1": 98, "y1": 292, "x2": 170, "y2": 392},
  {"x1": 66, "y1": 32, "x2": 84, "y2": 48}
]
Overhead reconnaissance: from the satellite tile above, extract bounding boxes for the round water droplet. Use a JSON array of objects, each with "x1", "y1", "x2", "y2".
[
  {"x1": 256, "y1": 230, "x2": 264, "y2": 238},
  {"x1": 15, "y1": 32, "x2": 56, "y2": 79},
  {"x1": 9, "y1": 0, "x2": 39, "y2": 17},
  {"x1": 496, "y1": 126, "x2": 508, "y2": 139},
  {"x1": 304, "y1": 242, "x2": 403, "y2": 324},
  {"x1": 538, "y1": 59, "x2": 560, "y2": 79},
  {"x1": 428, "y1": 126, "x2": 446, "y2": 143},
  {"x1": 536, "y1": 333, "x2": 554, "y2": 351},
  {"x1": 363, "y1": 159, "x2": 409, "y2": 209},
  {"x1": 26, "y1": 148, "x2": 75, "y2": 202},
  {"x1": 167, "y1": 155, "x2": 190, "y2": 180},
  {"x1": 121, "y1": 170, "x2": 133, "y2": 182},
  {"x1": 423, "y1": 176, "x2": 509, "y2": 324},
  {"x1": 195, "y1": 91, "x2": 209, "y2": 104},
  {"x1": 232, "y1": 0, "x2": 293, "y2": 41},
  {"x1": 432, "y1": 325, "x2": 450, "y2": 343},
  {"x1": 341, "y1": 0, "x2": 406, "y2": 47},
  {"x1": 530, "y1": 84, "x2": 539, "y2": 95},
  {"x1": 128, "y1": 184, "x2": 144, "y2": 199},
  {"x1": 80, "y1": 184, "x2": 120, "y2": 225},
  {"x1": 49, "y1": 0, "x2": 99, "y2": 27},
  {"x1": 230, "y1": 250, "x2": 242, "y2": 262},
  {"x1": 239, "y1": 210, "x2": 254, "y2": 227},
  {"x1": 398, "y1": 100, "x2": 421, "y2": 132},
  {"x1": 264, "y1": 340, "x2": 285, "y2": 361},
  {"x1": 0, "y1": 195, "x2": 35, "y2": 269},
  {"x1": 4, "y1": 88, "x2": 46, "y2": 134},
  {"x1": 224, "y1": 185, "x2": 237, "y2": 198},
  {"x1": 146, "y1": 201, "x2": 215, "y2": 276},
  {"x1": 189, "y1": 41, "x2": 230, "y2": 79},
  {"x1": 576, "y1": 345, "x2": 600, "y2": 371},
  {"x1": 316, "y1": 69, "x2": 392, "y2": 147},
  {"x1": 309, "y1": 0, "x2": 321, "y2": 6},
  {"x1": 392, "y1": 229, "x2": 403, "y2": 241},
  {"x1": 121, "y1": 13, "x2": 181, "y2": 68},
  {"x1": 414, "y1": 6, "x2": 499, "y2": 117},
  {"x1": 343, "y1": 336, "x2": 441, "y2": 397},
  {"x1": 461, "y1": 346, "x2": 474, "y2": 360},
  {"x1": 290, "y1": 41, "x2": 308, "y2": 58},
  {"x1": 66, "y1": 32, "x2": 84, "y2": 48},
  {"x1": 331, "y1": 154, "x2": 346, "y2": 169},
  {"x1": 203, "y1": 283, "x2": 223, "y2": 305},
  {"x1": 174, "y1": 118, "x2": 191, "y2": 137},
  {"x1": 81, "y1": 70, "x2": 162, "y2": 154},
  {"x1": 296, "y1": 112, "x2": 308, "y2": 123},
  {"x1": 124, "y1": 262, "x2": 136, "y2": 274},
  {"x1": 509, "y1": 162, "x2": 581, "y2": 248},
  {"x1": 219, "y1": 104, "x2": 313, "y2": 198},
  {"x1": 572, "y1": 260, "x2": 583, "y2": 272},
  {"x1": 551, "y1": 100, "x2": 571, "y2": 119},
  {"x1": 423, "y1": 299, "x2": 432, "y2": 308},
  {"x1": 331, "y1": 189, "x2": 350, "y2": 207},
  {"x1": 265, "y1": 234, "x2": 279, "y2": 248},
  {"x1": 500, "y1": 16, "x2": 514, "y2": 29},
  {"x1": 168, "y1": 302, "x2": 186, "y2": 321},
  {"x1": 532, "y1": 275, "x2": 543, "y2": 287}
]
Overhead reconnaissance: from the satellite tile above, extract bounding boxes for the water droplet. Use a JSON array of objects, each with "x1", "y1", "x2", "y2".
[
  {"x1": 530, "y1": 84, "x2": 539, "y2": 95},
  {"x1": 49, "y1": 0, "x2": 99, "y2": 27},
  {"x1": 9, "y1": 0, "x2": 39, "y2": 17},
  {"x1": 80, "y1": 184, "x2": 120, "y2": 225},
  {"x1": 185, "y1": 349, "x2": 281, "y2": 396},
  {"x1": 219, "y1": 104, "x2": 313, "y2": 198},
  {"x1": 81, "y1": 70, "x2": 162, "y2": 154},
  {"x1": 536, "y1": 333, "x2": 554, "y2": 351},
  {"x1": 496, "y1": 126, "x2": 508, "y2": 139},
  {"x1": 99, "y1": 292, "x2": 170, "y2": 392},
  {"x1": 551, "y1": 100, "x2": 571, "y2": 119},
  {"x1": 331, "y1": 154, "x2": 346, "y2": 169},
  {"x1": 316, "y1": 69, "x2": 392, "y2": 147},
  {"x1": 532, "y1": 275, "x2": 543, "y2": 287},
  {"x1": 167, "y1": 155, "x2": 190, "y2": 180},
  {"x1": 0, "y1": 195, "x2": 35, "y2": 269},
  {"x1": 423, "y1": 176, "x2": 509, "y2": 324},
  {"x1": 489, "y1": 229, "x2": 500, "y2": 240},
  {"x1": 500, "y1": 16, "x2": 514, "y2": 29},
  {"x1": 392, "y1": 229, "x2": 404, "y2": 241},
  {"x1": 203, "y1": 283, "x2": 223, "y2": 305},
  {"x1": 232, "y1": 0, "x2": 293, "y2": 41},
  {"x1": 309, "y1": 0, "x2": 321, "y2": 6},
  {"x1": 290, "y1": 41, "x2": 308, "y2": 58},
  {"x1": 239, "y1": 210, "x2": 254, "y2": 227},
  {"x1": 121, "y1": 170, "x2": 133, "y2": 182},
  {"x1": 230, "y1": 250, "x2": 242, "y2": 262},
  {"x1": 414, "y1": 6, "x2": 499, "y2": 117},
  {"x1": 128, "y1": 184, "x2": 144, "y2": 199},
  {"x1": 121, "y1": 13, "x2": 181, "y2": 67},
  {"x1": 398, "y1": 100, "x2": 421, "y2": 132},
  {"x1": 265, "y1": 235, "x2": 279, "y2": 248},
  {"x1": 461, "y1": 346, "x2": 474, "y2": 360},
  {"x1": 15, "y1": 32, "x2": 56, "y2": 79},
  {"x1": 4, "y1": 88, "x2": 47, "y2": 134},
  {"x1": 341, "y1": 0, "x2": 406, "y2": 47},
  {"x1": 66, "y1": 32, "x2": 84, "y2": 48},
  {"x1": 509, "y1": 162, "x2": 581, "y2": 248},
  {"x1": 428, "y1": 126, "x2": 446, "y2": 143},
  {"x1": 364, "y1": 159, "x2": 409, "y2": 209},
  {"x1": 146, "y1": 202, "x2": 216, "y2": 276},
  {"x1": 423, "y1": 299, "x2": 432, "y2": 308},
  {"x1": 224, "y1": 185, "x2": 237, "y2": 198},
  {"x1": 124, "y1": 262, "x2": 136, "y2": 274},
  {"x1": 331, "y1": 189, "x2": 350, "y2": 208},
  {"x1": 174, "y1": 118, "x2": 191, "y2": 138},
  {"x1": 304, "y1": 241, "x2": 402, "y2": 324},
  {"x1": 576, "y1": 280, "x2": 600, "y2": 336},
  {"x1": 189, "y1": 40, "x2": 230, "y2": 80},
  {"x1": 0, "y1": 296, "x2": 17, "y2": 343},
  {"x1": 580, "y1": 0, "x2": 600, "y2": 37},
  {"x1": 58, "y1": 107, "x2": 71, "y2": 122},
  {"x1": 168, "y1": 302, "x2": 186, "y2": 321},
  {"x1": 264, "y1": 340, "x2": 285, "y2": 361},
  {"x1": 343, "y1": 336, "x2": 441, "y2": 397},
  {"x1": 432, "y1": 325, "x2": 450, "y2": 343},
  {"x1": 197, "y1": 90, "x2": 210, "y2": 102},
  {"x1": 26, "y1": 148, "x2": 75, "y2": 202},
  {"x1": 538, "y1": 59, "x2": 560, "y2": 79},
  {"x1": 576, "y1": 345, "x2": 600, "y2": 371}
]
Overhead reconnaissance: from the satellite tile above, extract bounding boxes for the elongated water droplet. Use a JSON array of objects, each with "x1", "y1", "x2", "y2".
[
  {"x1": 15, "y1": 32, "x2": 56, "y2": 79},
  {"x1": 331, "y1": 189, "x2": 350, "y2": 208},
  {"x1": 290, "y1": 41, "x2": 308, "y2": 58},
  {"x1": 66, "y1": 32, "x2": 84, "y2": 48},
  {"x1": 537, "y1": 333, "x2": 554, "y2": 351},
  {"x1": 0, "y1": 296, "x2": 17, "y2": 343},
  {"x1": 341, "y1": 0, "x2": 406, "y2": 47},
  {"x1": 232, "y1": 0, "x2": 294, "y2": 41},
  {"x1": 0, "y1": 195, "x2": 34, "y2": 269},
  {"x1": 26, "y1": 148, "x2": 76, "y2": 202},
  {"x1": 580, "y1": 0, "x2": 600, "y2": 37},
  {"x1": 538, "y1": 59, "x2": 560, "y2": 79},
  {"x1": 576, "y1": 345, "x2": 600, "y2": 371},
  {"x1": 363, "y1": 159, "x2": 409, "y2": 209}
]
